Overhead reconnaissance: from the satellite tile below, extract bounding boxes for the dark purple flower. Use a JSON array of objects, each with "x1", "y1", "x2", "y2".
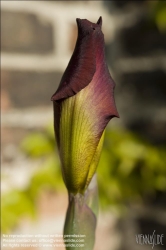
[{"x1": 51, "y1": 17, "x2": 119, "y2": 195}]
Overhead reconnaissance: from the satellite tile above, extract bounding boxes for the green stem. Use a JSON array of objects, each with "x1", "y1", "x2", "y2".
[{"x1": 64, "y1": 174, "x2": 98, "y2": 250}]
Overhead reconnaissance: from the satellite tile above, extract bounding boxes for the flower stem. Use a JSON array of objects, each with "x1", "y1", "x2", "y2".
[{"x1": 64, "y1": 174, "x2": 98, "y2": 250}]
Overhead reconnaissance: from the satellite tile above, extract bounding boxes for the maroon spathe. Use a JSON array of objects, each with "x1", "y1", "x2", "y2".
[{"x1": 52, "y1": 17, "x2": 119, "y2": 148}]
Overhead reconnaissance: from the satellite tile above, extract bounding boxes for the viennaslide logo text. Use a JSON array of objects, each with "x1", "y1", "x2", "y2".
[{"x1": 136, "y1": 230, "x2": 164, "y2": 249}]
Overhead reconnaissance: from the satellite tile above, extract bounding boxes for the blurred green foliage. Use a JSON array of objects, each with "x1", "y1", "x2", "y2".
[
  {"x1": 1, "y1": 124, "x2": 64, "y2": 233},
  {"x1": 2, "y1": 124, "x2": 166, "y2": 233},
  {"x1": 98, "y1": 129, "x2": 166, "y2": 211},
  {"x1": 148, "y1": 1, "x2": 166, "y2": 32},
  {"x1": 1, "y1": 190, "x2": 35, "y2": 233}
]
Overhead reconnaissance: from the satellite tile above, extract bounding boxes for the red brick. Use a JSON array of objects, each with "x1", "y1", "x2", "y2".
[{"x1": 1, "y1": 11, "x2": 54, "y2": 54}]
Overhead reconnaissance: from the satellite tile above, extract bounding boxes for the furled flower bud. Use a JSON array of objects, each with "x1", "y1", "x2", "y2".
[{"x1": 51, "y1": 16, "x2": 119, "y2": 195}]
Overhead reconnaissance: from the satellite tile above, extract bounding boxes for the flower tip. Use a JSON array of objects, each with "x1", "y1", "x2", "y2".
[
  {"x1": 76, "y1": 18, "x2": 81, "y2": 28},
  {"x1": 97, "y1": 16, "x2": 102, "y2": 27},
  {"x1": 51, "y1": 95, "x2": 54, "y2": 101},
  {"x1": 51, "y1": 93, "x2": 56, "y2": 101},
  {"x1": 110, "y1": 106, "x2": 120, "y2": 119},
  {"x1": 115, "y1": 111, "x2": 120, "y2": 119},
  {"x1": 113, "y1": 107, "x2": 120, "y2": 119},
  {"x1": 110, "y1": 113, "x2": 120, "y2": 120}
]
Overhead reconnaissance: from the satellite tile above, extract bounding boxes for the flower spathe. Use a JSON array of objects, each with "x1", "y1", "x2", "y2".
[{"x1": 51, "y1": 16, "x2": 119, "y2": 194}]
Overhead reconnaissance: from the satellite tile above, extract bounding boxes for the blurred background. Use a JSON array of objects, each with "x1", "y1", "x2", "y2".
[{"x1": 1, "y1": 1, "x2": 166, "y2": 250}]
